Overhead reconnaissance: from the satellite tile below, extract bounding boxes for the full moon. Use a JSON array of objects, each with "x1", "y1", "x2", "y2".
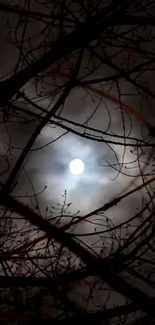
[{"x1": 69, "y1": 159, "x2": 85, "y2": 175}]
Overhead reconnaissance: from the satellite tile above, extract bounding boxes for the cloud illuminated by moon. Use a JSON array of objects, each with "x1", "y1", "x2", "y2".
[{"x1": 69, "y1": 159, "x2": 85, "y2": 175}]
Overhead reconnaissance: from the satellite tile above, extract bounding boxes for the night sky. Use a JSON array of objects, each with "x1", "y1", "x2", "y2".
[{"x1": 1, "y1": 0, "x2": 155, "y2": 321}]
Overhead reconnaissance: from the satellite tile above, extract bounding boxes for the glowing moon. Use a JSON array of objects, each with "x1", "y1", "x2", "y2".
[{"x1": 69, "y1": 159, "x2": 84, "y2": 175}]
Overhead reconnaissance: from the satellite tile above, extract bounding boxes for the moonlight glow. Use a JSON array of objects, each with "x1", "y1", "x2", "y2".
[{"x1": 69, "y1": 159, "x2": 85, "y2": 175}]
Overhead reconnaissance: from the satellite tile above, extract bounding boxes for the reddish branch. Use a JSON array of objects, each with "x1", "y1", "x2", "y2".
[
  {"x1": 55, "y1": 62, "x2": 152, "y2": 130},
  {"x1": 2, "y1": 175, "x2": 155, "y2": 259},
  {"x1": 0, "y1": 189, "x2": 154, "y2": 311}
]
